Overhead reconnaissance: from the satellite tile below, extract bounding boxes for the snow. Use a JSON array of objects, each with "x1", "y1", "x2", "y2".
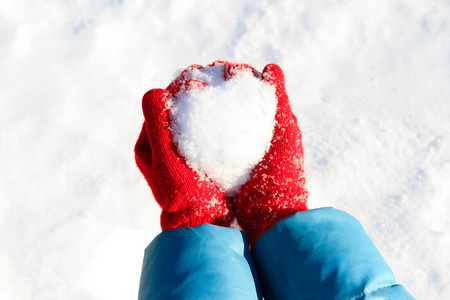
[
  {"x1": 1, "y1": 0, "x2": 450, "y2": 299},
  {"x1": 169, "y1": 63, "x2": 276, "y2": 196}
]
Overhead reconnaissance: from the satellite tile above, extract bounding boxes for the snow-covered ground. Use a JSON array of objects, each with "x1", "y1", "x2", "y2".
[{"x1": 1, "y1": 0, "x2": 449, "y2": 299}]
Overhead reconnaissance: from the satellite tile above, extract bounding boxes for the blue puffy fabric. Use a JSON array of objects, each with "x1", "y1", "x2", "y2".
[
  {"x1": 252, "y1": 207, "x2": 414, "y2": 299},
  {"x1": 138, "y1": 207, "x2": 414, "y2": 299},
  {"x1": 138, "y1": 223, "x2": 262, "y2": 300}
]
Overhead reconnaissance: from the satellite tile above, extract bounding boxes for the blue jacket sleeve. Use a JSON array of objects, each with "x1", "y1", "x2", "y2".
[
  {"x1": 138, "y1": 223, "x2": 262, "y2": 300},
  {"x1": 251, "y1": 207, "x2": 414, "y2": 300}
]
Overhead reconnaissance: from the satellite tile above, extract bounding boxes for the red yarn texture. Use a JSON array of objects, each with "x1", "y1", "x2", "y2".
[
  {"x1": 234, "y1": 64, "x2": 309, "y2": 246},
  {"x1": 135, "y1": 61, "x2": 308, "y2": 241},
  {"x1": 134, "y1": 83, "x2": 234, "y2": 230}
]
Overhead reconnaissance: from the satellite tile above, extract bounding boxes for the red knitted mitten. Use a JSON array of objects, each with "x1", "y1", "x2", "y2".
[
  {"x1": 134, "y1": 76, "x2": 234, "y2": 230},
  {"x1": 234, "y1": 64, "x2": 309, "y2": 246}
]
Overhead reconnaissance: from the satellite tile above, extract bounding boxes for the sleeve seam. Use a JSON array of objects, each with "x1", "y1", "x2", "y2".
[{"x1": 351, "y1": 282, "x2": 399, "y2": 300}]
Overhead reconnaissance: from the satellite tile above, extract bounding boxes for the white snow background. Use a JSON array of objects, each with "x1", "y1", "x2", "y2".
[{"x1": 1, "y1": 0, "x2": 449, "y2": 299}]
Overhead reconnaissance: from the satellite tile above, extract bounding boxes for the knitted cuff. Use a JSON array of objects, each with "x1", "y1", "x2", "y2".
[{"x1": 237, "y1": 188, "x2": 308, "y2": 246}]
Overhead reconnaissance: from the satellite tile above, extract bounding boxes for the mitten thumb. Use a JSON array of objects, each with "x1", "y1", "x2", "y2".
[{"x1": 262, "y1": 64, "x2": 286, "y2": 94}]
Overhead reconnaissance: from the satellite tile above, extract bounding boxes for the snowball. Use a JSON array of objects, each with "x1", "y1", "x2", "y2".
[{"x1": 169, "y1": 63, "x2": 277, "y2": 197}]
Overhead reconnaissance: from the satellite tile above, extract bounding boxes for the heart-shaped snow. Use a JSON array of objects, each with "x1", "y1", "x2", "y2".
[{"x1": 169, "y1": 63, "x2": 277, "y2": 197}]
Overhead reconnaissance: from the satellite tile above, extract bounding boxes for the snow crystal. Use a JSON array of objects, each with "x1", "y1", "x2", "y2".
[{"x1": 169, "y1": 63, "x2": 277, "y2": 197}]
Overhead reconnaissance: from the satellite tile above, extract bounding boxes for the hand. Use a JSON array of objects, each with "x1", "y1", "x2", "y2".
[
  {"x1": 233, "y1": 64, "x2": 309, "y2": 246},
  {"x1": 135, "y1": 70, "x2": 235, "y2": 229}
]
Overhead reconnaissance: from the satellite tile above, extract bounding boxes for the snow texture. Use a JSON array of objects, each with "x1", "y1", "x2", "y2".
[
  {"x1": 169, "y1": 63, "x2": 276, "y2": 197},
  {"x1": 1, "y1": 0, "x2": 450, "y2": 299}
]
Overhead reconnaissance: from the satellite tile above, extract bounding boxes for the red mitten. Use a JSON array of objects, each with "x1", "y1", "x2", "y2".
[
  {"x1": 234, "y1": 64, "x2": 309, "y2": 246},
  {"x1": 134, "y1": 75, "x2": 234, "y2": 230}
]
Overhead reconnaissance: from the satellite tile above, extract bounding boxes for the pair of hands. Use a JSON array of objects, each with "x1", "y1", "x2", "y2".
[{"x1": 135, "y1": 61, "x2": 307, "y2": 240}]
